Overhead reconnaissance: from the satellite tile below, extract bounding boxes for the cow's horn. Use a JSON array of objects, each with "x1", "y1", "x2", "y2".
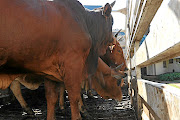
[
  {"x1": 110, "y1": 1, "x2": 116, "y2": 8},
  {"x1": 118, "y1": 36, "x2": 123, "y2": 41},
  {"x1": 112, "y1": 74, "x2": 123, "y2": 80},
  {"x1": 115, "y1": 63, "x2": 124, "y2": 71},
  {"x1": 114, "y1": 29, "x2": 122, "y2": 38}
]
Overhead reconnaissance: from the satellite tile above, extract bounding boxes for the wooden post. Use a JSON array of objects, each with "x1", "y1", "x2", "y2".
[
  {"x1": 134, "y1": 41, "x2": 142, "y2": 120},
  {"x1": 128, "y1": 49, "x2": 133, "y2": 104}
]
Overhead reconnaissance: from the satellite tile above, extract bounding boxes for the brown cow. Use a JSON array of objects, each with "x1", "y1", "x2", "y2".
[{"x1": 0, "y1": 0, "x2": 116, "y2": 119}]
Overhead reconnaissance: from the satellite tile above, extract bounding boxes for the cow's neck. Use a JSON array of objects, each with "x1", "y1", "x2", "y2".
[
  {"x1": 84, "y1": 10, "x2": 105, "y2": 50},
  {"x1": 63, "y1": 0, "x2": 106, "y2": 50}
]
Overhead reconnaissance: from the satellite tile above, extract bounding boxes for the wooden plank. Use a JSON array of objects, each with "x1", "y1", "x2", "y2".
[
  {"x1": 125, "y1": 0, "x2": 163, "y2": 60},
  {"x1": 134, "y1": 0, "x2": 163, "y2": 41},
  {"x1": 137, "y1": 79, "x2": 180, "y2": 120},
  {"x1": 140, "y1": 95, "x2": 160, "y2": 120},
  {"x1": 129, "y1": 0, "x2": 141, "y2": 36},
  {"x1": 130, "y1": 0, "x2": 180, "y2": 68}
]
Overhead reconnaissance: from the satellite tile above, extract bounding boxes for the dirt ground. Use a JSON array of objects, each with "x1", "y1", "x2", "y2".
[{"x1": 0, "y1": 85, "x2": 137, "y2": 120}]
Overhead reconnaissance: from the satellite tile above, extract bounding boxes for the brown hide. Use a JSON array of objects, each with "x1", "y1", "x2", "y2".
[{"x1": 0, "y1": 1, "x2": 91, "y2": 78}]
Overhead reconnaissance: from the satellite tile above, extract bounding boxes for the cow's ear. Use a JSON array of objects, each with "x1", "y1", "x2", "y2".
[
  {"x1": 102, "y1": 1, "x2": 116, "y2": 17},
  {"x1": 102, "y1": 3, "x2": 112, "y2": 17}
]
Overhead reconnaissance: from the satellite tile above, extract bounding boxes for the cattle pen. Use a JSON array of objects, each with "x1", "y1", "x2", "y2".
[
  {"x1": 0, "y1": 0, "x2": 180, "y2": 120},
  {"x1": 125, "y1": 0, "x2": 180, "y2": 120}
]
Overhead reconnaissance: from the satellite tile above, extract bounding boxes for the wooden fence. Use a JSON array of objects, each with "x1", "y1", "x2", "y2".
[{"x1": 125, "y1": 0, "x2": 180, "y2": 119}]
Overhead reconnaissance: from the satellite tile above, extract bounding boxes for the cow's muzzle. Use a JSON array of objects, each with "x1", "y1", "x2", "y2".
[{"x1": 124, "y1": 67, "x2": 128, "y2": 71}]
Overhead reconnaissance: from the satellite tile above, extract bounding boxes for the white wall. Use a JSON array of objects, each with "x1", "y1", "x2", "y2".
[
  {"x1": 166, "y1": 59, "x2": 180, "y2": 73},
  {"x1": 155, "y1": 62, "x2": 167, "y2": 75},
  {"x1": 146, "y1": 58, "x2": 180, "y2": 75},
  {"x1": 147, "y1": 65, "x2": 155, "y2": 75}
]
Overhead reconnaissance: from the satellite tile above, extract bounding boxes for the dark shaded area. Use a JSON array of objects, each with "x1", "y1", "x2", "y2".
[{"x1": 0, "y1": 84, "x2": 136, "y2": 120}]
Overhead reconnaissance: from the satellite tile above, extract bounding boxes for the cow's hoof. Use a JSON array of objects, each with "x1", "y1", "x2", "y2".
[
  {"x1": 24, "y1": 107, "x2": 34, "y2": 116},
  {"x1": 87, "y1": 91, "x2": 94, "y2": 99},
  {"x1": 87, "y1": 94, "x2": 94, "y2": 99},
  {"x1": 61, "y1": 108, "x2": 66, "y2": 115}
]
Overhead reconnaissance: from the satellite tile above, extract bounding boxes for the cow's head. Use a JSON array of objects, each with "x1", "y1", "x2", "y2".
[
  {"x1": 91, "y1": 74, "x2": 122, "y2": 101},
  {"x1": 109, "y1": 42, "x2": 127, "y2": 71},
  {"x1": 101, "y1": 35, "x2": 128, "y2": 72}
]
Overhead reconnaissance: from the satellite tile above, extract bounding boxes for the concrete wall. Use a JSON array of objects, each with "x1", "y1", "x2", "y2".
[
  {"x1": 166, "y1": 58, "x2": 180, "y2": 73},
  {"x1": 155, "y1": 62, "x2": 167, "y2": 75},
  {"x1": 147, "y1": 65, "x2": 155, "y2": 75}
]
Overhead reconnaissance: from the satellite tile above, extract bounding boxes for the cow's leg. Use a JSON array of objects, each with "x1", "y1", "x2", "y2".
[
  {"x1": 17, "y1": 75, "x2": 43, "y2": 90},
  {"x1": 86, "y1": 77, "x2": 94, "y2": 99},
  {"x1": 78, "y1": 96, "x2": 92, "y2": 120},
  {"x1": 10, "y1": 75, "x2": 43, "y2": 115},
  {"x1": 59, "y1": 83, "x2": 65, "y2": 113},
  {"x1": 10, "y1": 80, "x2": 34, "y2": 115},
  {"x1": 64, "y1": 80, "x2": 81, "y2": 120},
  {"x1": 44, "y1": 79, "x2": 58, "y2": 120},
  {"x1": 58, "y1": 84, "x2": 91, "y2": 119},
  {"x1": 63, "y1": 56, "x2": 86, "y2": 120}
]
